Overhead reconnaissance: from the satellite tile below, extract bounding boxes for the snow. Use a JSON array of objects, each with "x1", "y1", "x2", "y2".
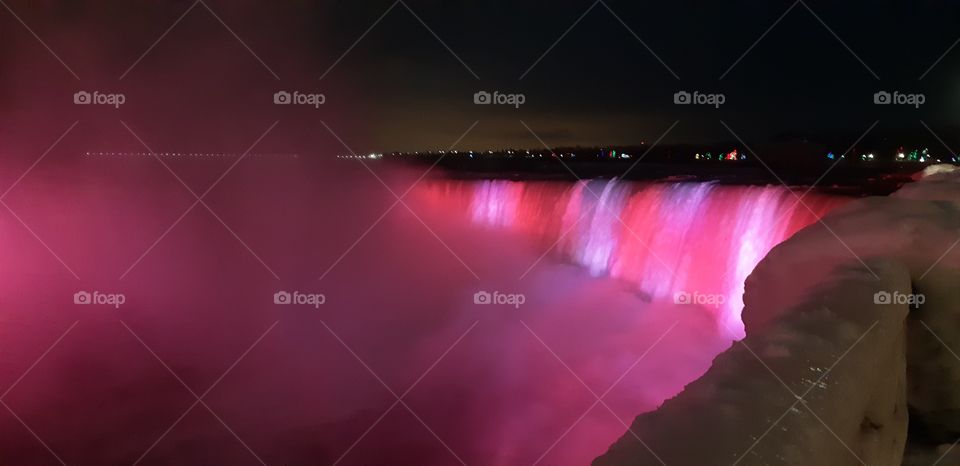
[
  {"x1": 595, "y1": 166, "x2": 960, "y2": 465},
  {"x1": 595, "y1": 261, "x2": 911, "y2": 465}
]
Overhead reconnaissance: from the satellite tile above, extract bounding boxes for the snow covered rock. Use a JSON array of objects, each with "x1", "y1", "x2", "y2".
[
  {"x1": 596, "y1": 169, "x2": 960, "y2": 465},
  {"x1": 594, "y1": 261, "x2": 910, "y2": 466},
  {"x1": 913, "y1": 163, "x2": 960, "y2": 180}
]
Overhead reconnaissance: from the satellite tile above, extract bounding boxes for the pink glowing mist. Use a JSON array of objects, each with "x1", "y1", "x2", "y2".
[
  {"x1": 0, "y1": 158, "x2": 844, "y2": 465},
  {"x1": 0, "y1": 1, "x2": 849, "y2": 463}
]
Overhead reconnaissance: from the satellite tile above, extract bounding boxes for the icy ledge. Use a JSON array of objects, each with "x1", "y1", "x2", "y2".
[{"x1": 594, "y1": 165, "x2": 960, "y2": 466}]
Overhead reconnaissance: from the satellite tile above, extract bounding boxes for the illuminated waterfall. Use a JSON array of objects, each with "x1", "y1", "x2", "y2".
[{"x1": 420, "y1": 179, "x2": 844, "y2": 338}]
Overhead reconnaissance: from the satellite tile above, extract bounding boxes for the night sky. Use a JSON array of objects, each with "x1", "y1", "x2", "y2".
[{"x1": 3, "y1": 0, "x2": 960, "y2": 152}]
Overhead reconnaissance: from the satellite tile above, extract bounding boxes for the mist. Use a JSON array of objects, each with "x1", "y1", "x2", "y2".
[{"x1": 0, "y1": 2, "x2": 738, "y2": 464}]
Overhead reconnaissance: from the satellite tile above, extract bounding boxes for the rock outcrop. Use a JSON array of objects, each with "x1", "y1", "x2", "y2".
[{"x1": 595, "y1": 166, "x2": 960, "y2": 465}]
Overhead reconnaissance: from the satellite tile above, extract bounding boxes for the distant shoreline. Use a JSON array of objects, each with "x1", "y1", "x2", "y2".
[{"x1": 380, "y1": 157, "x2": 921, "y2": 196}]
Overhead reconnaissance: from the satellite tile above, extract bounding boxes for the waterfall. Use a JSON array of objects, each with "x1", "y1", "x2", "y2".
[{"x1": 420, "y1": 178, "x2": 844, "y2": 338}]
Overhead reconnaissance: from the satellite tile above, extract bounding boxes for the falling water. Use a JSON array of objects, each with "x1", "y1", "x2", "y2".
[{"x1": 419, "y1": 178, "x2": 845, "y2": 338}]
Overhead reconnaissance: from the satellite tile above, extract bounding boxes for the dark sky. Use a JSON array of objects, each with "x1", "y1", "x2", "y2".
[{"x1": 3, "y1": 0, "x2": 960, "y2": 152}]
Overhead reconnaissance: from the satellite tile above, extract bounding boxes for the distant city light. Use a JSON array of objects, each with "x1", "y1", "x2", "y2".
[{"x1": 333, "y1": 145, "x2": 960, "y2": 166}]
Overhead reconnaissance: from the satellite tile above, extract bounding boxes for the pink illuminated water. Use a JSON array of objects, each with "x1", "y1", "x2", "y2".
[
  {"x1": 419, "y1": 178, "x2": 845, "y2": 338},
  {"x1": 0, "y1": 154, "x2": 846, "y2": 465}
]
